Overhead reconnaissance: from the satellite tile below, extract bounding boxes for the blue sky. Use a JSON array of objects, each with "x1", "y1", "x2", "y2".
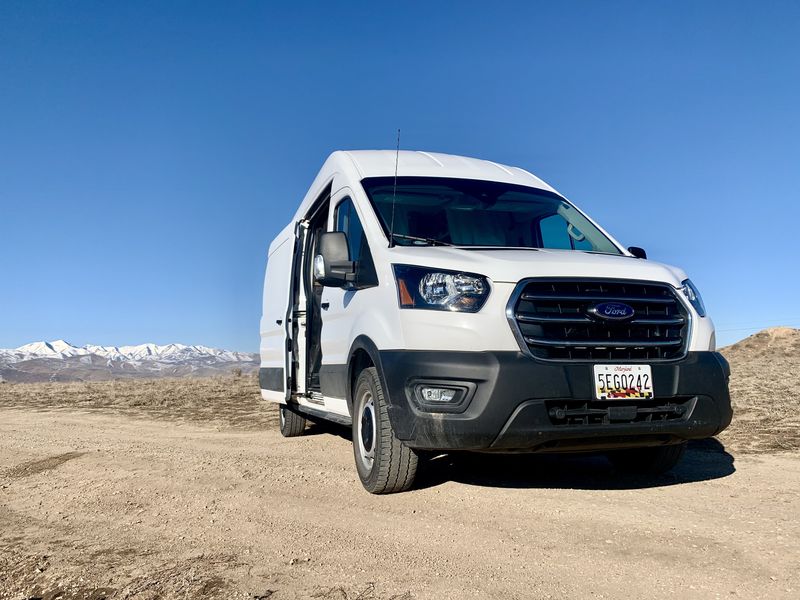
[{"x1": 1, "y1": 1, "x2": 798, "y2": 352}]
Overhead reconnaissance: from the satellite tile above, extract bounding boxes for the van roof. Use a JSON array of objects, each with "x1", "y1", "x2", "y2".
[{"x1": 340, "y1": 150, "x2": 555, "y2": 192}]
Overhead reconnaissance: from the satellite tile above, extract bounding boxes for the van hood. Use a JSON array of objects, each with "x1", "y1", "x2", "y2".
[{"x1": 384, "y1": 247, "x2": 689, "y2": 288}]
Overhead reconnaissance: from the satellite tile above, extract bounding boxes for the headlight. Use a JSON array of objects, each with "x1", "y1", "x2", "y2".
[
  {"x1": 680, "y1": 279, "x2": 706, "y2": 317},
  {"x1": 393, "y1": 265, "x2": 490, "y2": 312}
]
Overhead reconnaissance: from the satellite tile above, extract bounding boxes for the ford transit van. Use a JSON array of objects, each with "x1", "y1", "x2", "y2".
[{"x1": 260, "y1": 151, "x2": 732, "y2": 494}]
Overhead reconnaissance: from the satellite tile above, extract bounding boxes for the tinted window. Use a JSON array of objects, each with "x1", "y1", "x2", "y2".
[
  {"x1": 334, "y1": 197, "x2": 364, "y2": 261},
  {"x1": 539, "y1": 214, "x2": 592, "y2": 251},
  {"x1": 333, "y1": 197, "x2": 378, "y2": 288}
]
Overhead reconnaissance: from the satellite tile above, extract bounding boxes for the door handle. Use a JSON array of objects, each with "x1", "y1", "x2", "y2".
[
  {"x1": 321, "y1": 302, "x2": 330, "y2": 310},
  {"x1": 275, "y1": 319, "x2": 282, "y2": 325}
]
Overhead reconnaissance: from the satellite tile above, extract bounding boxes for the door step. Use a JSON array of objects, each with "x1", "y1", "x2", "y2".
[{"x1": 306, "y1": 391, "x2": 324, "y2": 405}]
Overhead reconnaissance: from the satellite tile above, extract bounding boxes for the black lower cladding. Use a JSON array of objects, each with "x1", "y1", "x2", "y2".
[
  {"x1": 318, "y1": 363, "x2": 348, "y2": 399},
  {"x1": 378, "y1": 350, "x2": 732, "y2": 452},
  {"x1": 259, "y1": 367, "x2": 284, "y2": 392}
]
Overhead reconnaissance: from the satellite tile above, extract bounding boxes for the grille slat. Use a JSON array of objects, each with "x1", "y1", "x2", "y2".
[
  {"x1": 521, "y1": 293, "x2": 675, "y2": 304},
  {"x1": 630, "y1": 316, "x2": 686, "y2": 325},
  {"x1": 516, "y1": 312, "x2": 685, "y2": 326},
  {"x1": 523, "y1": 336, "x2": 682, "y2": 348},
  {"x1": 509, "y1": 279, "x2": 690, "y2": 361},
  {"x1": 516, "y1": 313, "x2": 592, "y2": 324}
]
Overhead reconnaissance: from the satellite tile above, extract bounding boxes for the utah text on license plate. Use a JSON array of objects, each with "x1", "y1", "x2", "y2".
[{"x1": 593, "y1": 364, "x2": 654, "y2": 400}]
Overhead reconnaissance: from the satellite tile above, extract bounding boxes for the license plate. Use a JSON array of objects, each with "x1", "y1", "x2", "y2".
[{"x1": 593, "y1": 364, "x2": 654, "y2": 400}]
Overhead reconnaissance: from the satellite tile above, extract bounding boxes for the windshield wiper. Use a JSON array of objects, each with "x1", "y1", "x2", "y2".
[
  {"x1": 390, "y1": 233, "x2": 454, "y2": 247},
  {"x1": 578, "y1": 250, "x2": 624, "y2": 256}
]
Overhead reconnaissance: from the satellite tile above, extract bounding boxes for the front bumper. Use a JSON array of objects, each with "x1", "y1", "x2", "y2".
[{"x1": 378, "y1": 350, "x2": 732, "y2": 452}]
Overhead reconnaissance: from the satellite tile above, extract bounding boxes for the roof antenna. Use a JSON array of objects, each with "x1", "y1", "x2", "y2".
[{"x1": 389, "y1": 128, "x2": 400, "y2": 248}]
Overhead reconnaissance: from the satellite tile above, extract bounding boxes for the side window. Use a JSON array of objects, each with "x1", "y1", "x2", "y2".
[
  {"x1": 333, "y1": 197, "x2": 378, "y2": 288},
  {"x1": 539, "y1": 214, "x2": 592, "y2": 251},
  {"x1": 334, "y1": 198, "x2": 363, "y2": 262},
  {"x1": 539, "y1": 214, "x2": 571, "y2": 249}
]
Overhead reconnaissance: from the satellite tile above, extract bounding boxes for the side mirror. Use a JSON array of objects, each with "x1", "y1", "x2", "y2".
[
  {"x1": 628, "y1": 246, "x2": 647, "y2": 259},
  {"x1": 314, "y1": 231, "x2": 356, "y2": 287}
]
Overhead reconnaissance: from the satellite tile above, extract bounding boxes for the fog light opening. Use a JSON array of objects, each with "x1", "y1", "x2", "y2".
[{"x1": 418, "y1": 386, "x2": 458, "y2": 404}]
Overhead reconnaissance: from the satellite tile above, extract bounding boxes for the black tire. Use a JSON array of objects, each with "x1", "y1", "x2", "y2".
[
  {"x1": 608, "y1": 442, "x2": 687, "y2": 475},
  {"x1": 279, "y1": 404, "x2": 306, "y2": 437},
  {"x1": 352, "y1": 367, "x2": 418, "y2": 494}
]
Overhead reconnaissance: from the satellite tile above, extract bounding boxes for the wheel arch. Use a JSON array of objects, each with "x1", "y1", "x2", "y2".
[{"x1": 346, "y1": 335, "x2": 385, "y2": 412}]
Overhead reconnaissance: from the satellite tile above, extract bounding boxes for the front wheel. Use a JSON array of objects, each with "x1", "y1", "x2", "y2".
[
  {"x1": 608, "y1": 442, "x2": 687, "y2": 475},
  {"x1": 352, "y1": 367, "x2": 418, "y2": 494}
]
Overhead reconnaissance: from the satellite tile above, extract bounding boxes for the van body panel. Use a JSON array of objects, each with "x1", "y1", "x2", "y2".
[
  {"x1": 260, "y1": 229, "x2": 295, "y2": 402},
  {"x1": 394, "y1": 281, "x2": 520, "y2": 352},
  {"x1": 320, "y1": 283, "x2": 402, "y2": 363}
]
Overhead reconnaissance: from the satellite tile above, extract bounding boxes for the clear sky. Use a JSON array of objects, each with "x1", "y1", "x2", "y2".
[{"x1": 2, "y1": 1, "x2": 798, "y2": 352}]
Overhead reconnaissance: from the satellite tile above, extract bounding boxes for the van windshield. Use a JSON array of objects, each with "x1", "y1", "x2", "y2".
[{"x1": 361, "y1": 176, "x2": 622, "y2": 253}]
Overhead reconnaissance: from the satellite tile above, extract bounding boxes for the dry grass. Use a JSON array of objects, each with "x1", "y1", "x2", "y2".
[
  {"x1": 1, "y1": 327, "x2": 798, "y2": 455},
  {"x1": 0, "y1": 373, "x2": 278, "y2": 430}
]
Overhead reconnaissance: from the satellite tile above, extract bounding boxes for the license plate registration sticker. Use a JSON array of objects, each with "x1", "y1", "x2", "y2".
[{"x1": 593, "y1": 364, "x2": 654, "y2": 400}]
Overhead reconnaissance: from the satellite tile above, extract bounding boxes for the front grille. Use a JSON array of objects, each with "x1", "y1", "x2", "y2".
[
  {"x1": 508, "y1": 279, "x2": 689, "y2": 361},
  {"x1": 546, "y1": 398, "x2": 694, "y2": 427}
]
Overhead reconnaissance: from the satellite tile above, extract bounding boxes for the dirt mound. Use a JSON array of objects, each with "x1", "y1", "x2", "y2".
[
  {"x1": 719, "y1": 327, "x2": 800, "y2": 453},
  {"x1": 722, "y1": 326, "x2": 800, "y2": 364}
]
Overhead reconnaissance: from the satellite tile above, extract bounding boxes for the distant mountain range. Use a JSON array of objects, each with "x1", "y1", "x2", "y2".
[{"x1": 0, "y1": 340, "x2": 259, "y2": 383}]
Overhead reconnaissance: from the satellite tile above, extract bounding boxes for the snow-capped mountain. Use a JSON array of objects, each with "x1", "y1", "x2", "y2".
[
  {"x1": 0, "y1": 340, "x2": 258, "y2": 383},
  {"x1": 2, "y1": 340, "x2": 254, "y2": 363}
]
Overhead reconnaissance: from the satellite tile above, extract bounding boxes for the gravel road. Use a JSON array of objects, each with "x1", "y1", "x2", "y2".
[{"x1": 1, "y1": 407, "x2": 799, "y2": 600}]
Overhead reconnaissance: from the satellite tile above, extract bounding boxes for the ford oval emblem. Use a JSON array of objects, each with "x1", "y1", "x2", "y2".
[{"x1": 588, "y1": 302, "x2": 635, "y2": 321}]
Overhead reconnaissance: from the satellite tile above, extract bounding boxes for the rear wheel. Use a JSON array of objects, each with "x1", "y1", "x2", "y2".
[
  {"x1": 279, "y1": 404, "x2": 306, "y2": 437},
  {"x1": 608, "y1": 442, "x2": 687, "y2": 475},
  {"x1": 352, "y1": 367, "x2": 418, "y2": 494}
]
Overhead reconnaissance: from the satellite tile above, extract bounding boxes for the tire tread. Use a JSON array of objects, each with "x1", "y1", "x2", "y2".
[
  {"x1": 279, "y1": 405, "x2": 306, "y2": 437},
  {"x1": 356, "y1": 367, "x2": 418, "y2": 494}
]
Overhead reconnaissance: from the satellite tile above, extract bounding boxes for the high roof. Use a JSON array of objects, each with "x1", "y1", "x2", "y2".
[{"x1": 341, "y1": 150, "x2": 555, "y2": 192}]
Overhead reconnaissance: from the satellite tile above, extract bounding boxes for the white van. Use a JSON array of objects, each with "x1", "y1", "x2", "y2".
[{"x1": 260, "y1": 151, "x2": 732, "y2": 494}]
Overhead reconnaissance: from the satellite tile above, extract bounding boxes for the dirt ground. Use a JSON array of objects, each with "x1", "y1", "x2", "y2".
[{"x1": 1, "y1": 373, "x2": 799, "y2": 600}]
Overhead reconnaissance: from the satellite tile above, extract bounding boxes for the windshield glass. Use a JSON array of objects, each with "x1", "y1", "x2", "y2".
[{"x1": 361, "y1": 177, "x2": 622, "y2": 253}]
